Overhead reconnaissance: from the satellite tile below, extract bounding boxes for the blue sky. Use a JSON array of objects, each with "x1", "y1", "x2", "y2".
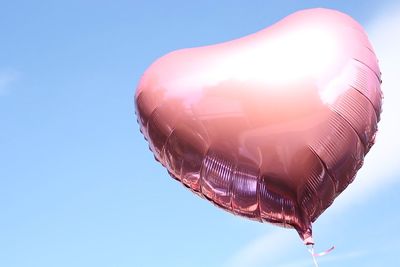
[{"x1": 1, "y1": 1, "x2": 399, "y2": 266}]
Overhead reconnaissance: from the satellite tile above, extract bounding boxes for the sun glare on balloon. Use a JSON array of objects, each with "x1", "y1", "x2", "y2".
[{"x1": 227, "y1": 27, "x2": 339, "y2": 86}]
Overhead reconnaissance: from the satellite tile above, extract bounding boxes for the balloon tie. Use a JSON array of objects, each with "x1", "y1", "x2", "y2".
[{"x1": 307, "y1": 245, "x2": 335, "y2": 267}]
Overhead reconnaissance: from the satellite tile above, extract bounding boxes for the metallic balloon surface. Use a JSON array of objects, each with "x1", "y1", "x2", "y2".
[{"x1": 135, "y1": 8, "x2": 382, "y2": 244}]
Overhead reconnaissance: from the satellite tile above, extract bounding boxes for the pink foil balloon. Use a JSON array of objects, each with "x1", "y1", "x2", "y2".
[{"x1": 135, "y1": 8, "x2": 382, "y2": 245}]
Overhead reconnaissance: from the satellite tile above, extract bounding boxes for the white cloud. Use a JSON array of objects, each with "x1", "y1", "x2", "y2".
[
  {"x1": 0, "y1": 70, "x2": 19, "y2": 95},
  {"x1": 226, "y1": 5, "x2": 400, "y2": 267},
  {"x1": 224, "y1": 228, "x2": 366, "y2": 267},
  {"x1": 224, "y1": 229, "x2": 299, "y2": 267},
  {"x1": 276, "y1": 250, "x2": 366, "y2": 267},
  {"x1": 332, "y1": 4, "x2": 400, "y2": 210}
]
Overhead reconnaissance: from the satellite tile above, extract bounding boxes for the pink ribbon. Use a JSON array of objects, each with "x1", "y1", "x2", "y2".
[
  {"x1": 307, "y1": 245, "x2": 335, "y2": 267},
  {"x1": 311, "y1": 245, "x2": 335, "y2": 257}
]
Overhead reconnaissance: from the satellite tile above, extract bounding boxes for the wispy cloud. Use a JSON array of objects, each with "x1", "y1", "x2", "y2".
[
  {"x1": 332, "y1": 4, "x2": 400, "y2": 210},
  {"x1": 224, "y1": 229, "x2": 299, "y2": 267},
  {"x1": 276, "y1": 250, "x2": 366, "y2": 267},
  {"x1": 0, "y1": 70, "x2": 19, "y2": 95},
  {"x1": 226, "y1": 5, "x2": 400, "y2": 267},
  {"x1": 224, "y1": 229, "x2": 366, "y2": 267}
]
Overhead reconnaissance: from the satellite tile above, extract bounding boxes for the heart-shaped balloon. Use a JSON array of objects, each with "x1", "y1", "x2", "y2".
[{"x1": 135, "y1": 8, "x2": 382, "y2": 245}]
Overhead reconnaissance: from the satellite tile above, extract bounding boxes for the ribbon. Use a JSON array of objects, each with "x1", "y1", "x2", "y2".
[{"x1": 307, "y1": 245, "x2": 335, "y2": 267}]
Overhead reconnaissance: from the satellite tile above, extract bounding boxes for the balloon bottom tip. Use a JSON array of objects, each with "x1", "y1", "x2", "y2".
[{"x1": 304, "y1": 236, "x2": 315, "y2": 246}]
